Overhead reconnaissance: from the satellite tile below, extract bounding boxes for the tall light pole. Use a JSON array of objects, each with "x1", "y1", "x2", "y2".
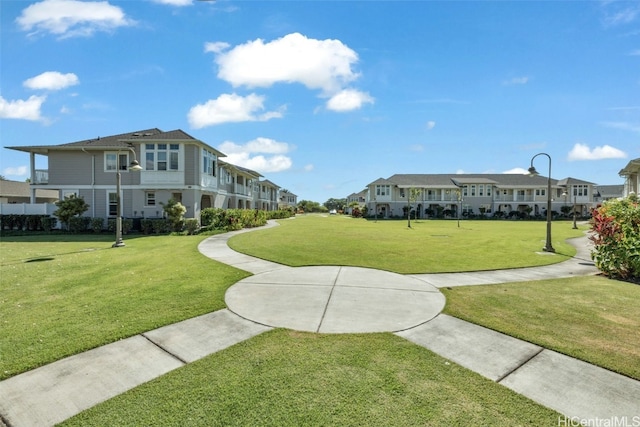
[
  {"x1": 113, "y1": 149, "x2": 143, "y2": 248},
  {"x1": 528, "y1": 153, "x2": 554, "y2": 252},
  {"x1": 451, "y1": 178, "x2": 463, "y2": 228},
  {"x1": 571, "y1": 188, "x2": 578, "y2": 229}
]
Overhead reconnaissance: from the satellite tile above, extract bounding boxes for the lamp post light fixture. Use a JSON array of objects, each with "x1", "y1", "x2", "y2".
[
  {"x1": 528, "y1": 153, "x2": 555, "y2": 253},
  {"x1": 561, "y1": 188, "x2": 579, "y2": 230},
  {"x1": 113, "y1": 149, "x2": 143, "y2": 248}
]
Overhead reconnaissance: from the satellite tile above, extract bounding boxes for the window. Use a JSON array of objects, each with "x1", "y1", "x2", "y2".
[
  {"x1": 105, "y1": 153, "x2": 129, "y2": 172},
  {"x1": 463, "y1": 185, "x2": 468, "y2": 197},
  {"x1": 479, "y1": 184, "x2": 484, "y2": 197},
  {"x1": 470, "y1": 185, "x2": 476, "y2": 197},
  {"x1": 536, "y1": 189, "x2": 546, "y2": 196},
  {"x1": 145, "y1": 144, "x2": 179, "y2": 171},
  {"x1": 202, "y1": 149, "x2": 217, "y2": 176},
  {"x1": 172, "y1": 192, "x2": 182, "y2": 203},
  {"x1": 375, "y1": 185, "x2": 390, "y2": 196},
  {"x1": 486, "y1": 186, "x2": 492, "y2": 197},
  {"x1": 108, "y1": 192, "x2": 118, "y2": 216},
  {"x1": 146, "y1": 192, "x2": 156, "y2": 206}
]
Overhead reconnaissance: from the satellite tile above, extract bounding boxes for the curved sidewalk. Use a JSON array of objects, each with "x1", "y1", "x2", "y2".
[{"x1": 1, "y1": 223, "x2": 638, "y2": 426}]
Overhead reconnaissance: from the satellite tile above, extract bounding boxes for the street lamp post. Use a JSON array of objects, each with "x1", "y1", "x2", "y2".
[
  {"x1": 528, "y1": 153, "x2": 555, "y2": 253},
  {"x1": 451, "y1": 178, "x2": 463, "y2": 228},
  {"x1": 571, "y1": 190, "x2": 578, "y2": 230},
  {"x1": 113, "y1": 149, "x2": 143, "y2": 248}
]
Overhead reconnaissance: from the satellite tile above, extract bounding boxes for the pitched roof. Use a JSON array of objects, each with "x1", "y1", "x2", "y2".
[
  {"x1": 0, "y1": 180, "x2": 58, "y2": 198},
  {"x1": 6, "y1": 128, "x2": 226, "y2": 157},
  {"x1": 372, "y1": 173, "x2": 563, "y2": 188},
  {"x1": 218, "y1": 160, "x2": 262, "y2": 178},
  {"x1": 259, "y1": 179, "x2": 280, "y2": 189}
]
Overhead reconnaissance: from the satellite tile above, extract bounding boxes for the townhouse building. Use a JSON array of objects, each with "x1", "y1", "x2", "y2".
[
  {"x1": 5, "y1": 128, "x2": 285, "y2": 224},
  {"x1": 360, "y1": 173, "x2": 599, "y2": 219},
  {"x1": 619, "y1": 158, "x2": 640, "y2": 197}
]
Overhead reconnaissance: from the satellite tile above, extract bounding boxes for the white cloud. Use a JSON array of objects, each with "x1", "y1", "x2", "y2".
[
  {"x1": 503, "y1": 76, "x2": 529, "y2": 85},
  {"x1": 628, "y1": 49, "x2": 640, "y2": 56},
  {"x1": 408, "y1": 144, "x2": 424, "y2": 152},
  {"x1": 211, "y1": 32, "x2": 360, "y2": 93},
  {"x1": 218, "y1": 137, "x2": 294, "y2": 173},
  {"x1": 503, "y1": 167, "x2": 529, "y2": 174},
  {"x1": 602, "y1": 5, "x2": 639, "y2": 27},
  {"x1": 152, "y1": 0, "x2": 193, "y2": 6},
  {"x1": 601, "y1": 121, "x2": 640, "y2": 133},
  {"x1": 204, "y1": 41, "x2": 230, "y2": 54},
  {"x1": 304, "y1": 164, "x2": 314, "y2": 172},
  {"x1": 3, "y1": 166, "x2": 29, "y2": 177},
  {"x1": 187, "y1": 93, "x2": 284, "y2": 128},
  {"x1": 16, "y1": 0, "x2": 135, "y2": 38},
  {"x1": 567, "y1": 143, "x2": 627, "y2": 161},
  {"x1": 326, "y1": 89, "x2": 374, "y2": 112},
  {"x1": 23, "y1": 71, "x2": 79, "y2": 91},
  {"x1": 426, "y1": 120, "x2": 436, "y2": 130},
  {"x1": 0, "y1": 95, "x2": 46, "y2": 121}
]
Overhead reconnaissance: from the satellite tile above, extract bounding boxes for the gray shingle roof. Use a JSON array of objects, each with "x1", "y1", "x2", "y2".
[
  {"x1": 376, "y1": 173, "x2": 563, "y2": 188},
  {"x1": 6, "y1": 128, "x2": 226, "y2": 157}
]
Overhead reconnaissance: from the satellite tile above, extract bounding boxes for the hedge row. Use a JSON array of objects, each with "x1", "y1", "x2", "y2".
[
  {"x1": 0, "y1": 215, "x2": 56, "y2": 232},
  {"x1": 201, "y1": 208, "x2": 293, "y2": 231}
]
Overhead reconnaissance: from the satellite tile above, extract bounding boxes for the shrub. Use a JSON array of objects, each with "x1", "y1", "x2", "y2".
[
  {"x1": 90, "y1": 217, "x2": 104, "y2": 233},
  {"x1": 590, "y1": 195, "x2": 640, "y2": 281},
  {"x1": 141, "y1": 219, "x2": 154, "y2": 235},
  {"x1": 68, "y1": 216, "x2": 91, "y2": 233},
  {"x1": 53, "y1": 194, "x2": 90, "y2": 230},
  {"x1": 40, "y1": 216, "x2": 57, "y2": 232},
  {"x1": 185, "y1": 218, "x2": 199, "y2": 235},
  {"x1": 152, "y1": 219, "x2": 170, "y2": 234},
  {"x1": 161, "y1": 198, "x2": 187, "y2": 232},
  {"x1": 351, "y1": 207, "x2": 362, "y2": 218}
]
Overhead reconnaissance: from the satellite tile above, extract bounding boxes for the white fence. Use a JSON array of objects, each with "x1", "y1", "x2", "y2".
[{"x1": 0, "y1": 203, "x2": 57, "y2": 215}]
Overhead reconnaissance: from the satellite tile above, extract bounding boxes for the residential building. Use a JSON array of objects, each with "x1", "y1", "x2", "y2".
[
  {"x1": 5, "y1": 128, "x2": 286, "y2": 225},
  {"x1": 363, "y1": 173, "x2": 598, "y2": 219},
  {"x1": 345, "y1": 190, "x2": 367, "y2": 214},
  {"x1": 278, "y1": 189, "x2": 298, "y2": 210},
  {"x1": 619, "y1": 158, "x2": 640, "y2": 197},
  {"x1": 593, "y1": 185, "x2": 624, "y2": 203},
  {"x1": 0, "y1": 180, "x2": 58, "y2": 204}
]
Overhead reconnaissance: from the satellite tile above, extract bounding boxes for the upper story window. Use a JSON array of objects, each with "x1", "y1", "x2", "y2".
[
  {"x1": 478, "y1": 184, "x2": 484, "y2": 197},
  {"x1": 574, "y1": 185, "x2": 588, "y2": 196},
  {"x1": 203, "y1": 149, "x2": 217, "y2": 176},
  {"x1": 536, "y1": 189, "x2": 546, "y2": 196},
  {"x1": 375, "y1": 185, "x2": 390, "y2": 196},
  {"x1": 105, "y1": 152, "x2": 129, "y2": 172},
  {"x1": 470, "y1": 185, "x2": 476, "y2": 197},
  {"x1": 145, "y1": 143, "x2": 179, "y2": 171}
]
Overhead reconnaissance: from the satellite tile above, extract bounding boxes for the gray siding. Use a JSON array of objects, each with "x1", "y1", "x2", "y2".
[{"x1": 184, "y1": 144, "x2": 198, "y2": 186}]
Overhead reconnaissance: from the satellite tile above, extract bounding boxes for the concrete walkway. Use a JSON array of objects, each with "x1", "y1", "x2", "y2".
[{"x1": 1, "y1": 222, "x2": 638, "y2": 426}]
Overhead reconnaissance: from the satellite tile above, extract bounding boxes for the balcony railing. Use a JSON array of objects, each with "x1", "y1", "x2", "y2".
[{"x1": 34, "y1": 170, "x2": 48, "y2": 184}]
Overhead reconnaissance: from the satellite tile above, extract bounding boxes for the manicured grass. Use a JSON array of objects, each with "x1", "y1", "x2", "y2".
[
  {"x1": 0, "y1": 234, "x2": 250, "y2": 380},
  {"x1": 62, "y1": 330, "x2": 560, "y2": 426},
  {"x1": 442, "y1": 275, "x2": 640, "y2": 380},
  {"x1": 228, "y1": 215, "x2": 587, "y2": 273}
]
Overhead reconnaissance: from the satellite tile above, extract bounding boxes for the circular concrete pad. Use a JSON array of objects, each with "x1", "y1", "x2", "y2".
[{"x1": 225, "y1": 266, "x2": 445, "y2": 334}]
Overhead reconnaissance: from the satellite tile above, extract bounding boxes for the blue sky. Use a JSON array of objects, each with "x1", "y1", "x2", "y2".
[{"x1": 1, "y1": 0, "x2": 639, "y2": 203}]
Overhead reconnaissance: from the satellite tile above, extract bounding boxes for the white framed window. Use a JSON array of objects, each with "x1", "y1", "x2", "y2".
[
  {"x1": 108, "y1": 192, "x2": 118, "y2": 216},
  {"x1": 486, "y1": 186, "x2": 492, "y2": 197},
  {"x1": 145, "y1": 191, "x2": 156, "y2": 206},
  {"x1": 479, "y1": 184, "x2": 484, "y2": 197},
  {"x1": 463, "y1": 185, "x2": 468, "y2": 197},
  {"x1": 105, "y1": 152, "x2": 129, "y2": 172},
  {"x1": 145, "y1": 143, "x2": 179, "y2": 171},
  {"x1": 536, "y1": 189, "x2": 546, "y2": 196},
  {"x1": 375, "y1": 185, "x2": 390, "y2": 196},
  {"x1": 202, "y1": 149, "x2": 217, "y2": 176},
  {"x1": 470, "y1": 185, "x2": 476, "y2": 197}
]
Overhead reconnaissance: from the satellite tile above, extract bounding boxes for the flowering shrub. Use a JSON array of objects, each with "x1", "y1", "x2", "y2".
[
  {"x1": 200, "y1": 208, "x2": 292, "y2": 231},
  {"x1": 589, "y1": 195, "x2": 640, "y2": 281}
]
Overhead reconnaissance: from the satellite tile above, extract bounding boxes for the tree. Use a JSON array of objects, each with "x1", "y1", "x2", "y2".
[
  {"x1": 53, "y1": 194, "x2": 90, "y2": 230},
  {"x1": 297, "y1": 200, "x2": 326, "y2": 213},
  {"x1": 407, "y1": 188, "x2": 421, "y2": 228},
  {"x1": 161, "y1": 198, "x2": 187, "y2": 232}
]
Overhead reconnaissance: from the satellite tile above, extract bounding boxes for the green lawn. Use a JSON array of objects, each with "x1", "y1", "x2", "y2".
[
  {"x1": 1, "y1": 217, "x2": 636, "y2": 425},
  {"x1": 0, "y1": 233, "x2": 249, "y2": 380},
  {"x1": 62, "y1": 330, "x2": 560, "y2": 427},
  {"x1": 228, "y1": 215, "x2": 586, "y2": 273},
  {"x1": 443, "y1": 275, "x2": 640, "y2": 380}
]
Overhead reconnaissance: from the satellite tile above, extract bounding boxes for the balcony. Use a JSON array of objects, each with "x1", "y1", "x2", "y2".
[{"x1": 34, "y1": 169, "x2": 48, "y2": 184}]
